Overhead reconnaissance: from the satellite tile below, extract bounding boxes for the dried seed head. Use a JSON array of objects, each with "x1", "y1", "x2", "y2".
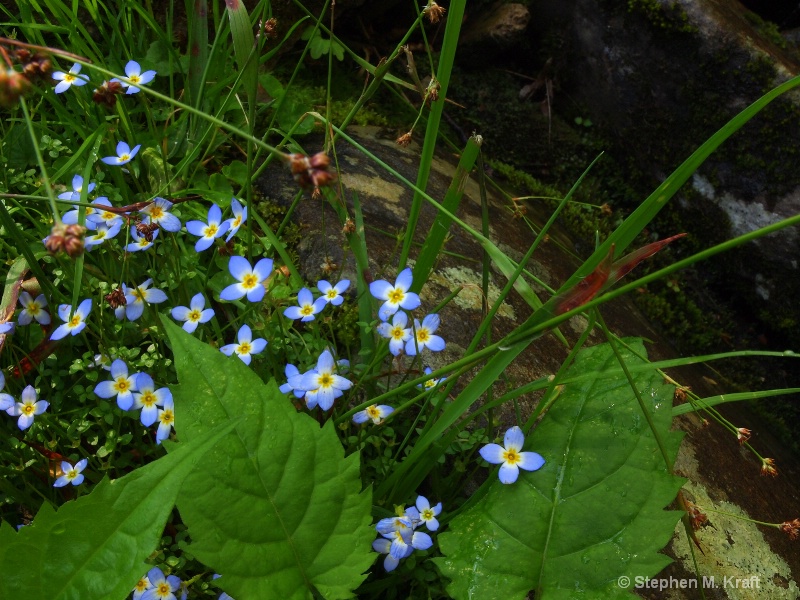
[
  {"x1": 263, "y1": 18, "x2": 278, "y2": 39},
  {"x1": 685, "y1": 501, "x2": 708, "y2": 531},
  {"x1": 92, "y1": 80, "x2": 124, "y2": 108},
  {"x1": 342, "y1": 218, "x2": 356, "y2": 235},
  {"x1": 105, "y1": 288, "x2": 126, "y2": 309},
  {"x1": 0, "y1": 66, "x2": 31, "y2": 108},
  {"x1": 321, "y1": 256, "x2": 338, "y2": 274},
  {"x1": 289, "y1": 152, "x2": 336, "y2": 189},
  {"x1": 761, "y1": 458, "x2": 778, "y2": 477},
  {"x1": 426, "y1": 77, "x2": 440, "y2": 103},
  {"x1": 45, "y1": 223, "x2": 86, "y2": 258},
  {"x1": 779, "y1": 518, "x2": 800, "y2": 540},
  {"x1": 737, "y1": 427, "x2": 751, "y2": 445},
  {"x1": 396, "y1": 131, "x2": 412, "y2": 147},
  {"x1": 16, "y1": 50, "x2": 52, "y2": 82},
  {"x1": 600, "y1": 203, "x2": 613, "y2": 216},
  {"x1": 424, "y1": 1, "x2": 446, "y2": 24}
]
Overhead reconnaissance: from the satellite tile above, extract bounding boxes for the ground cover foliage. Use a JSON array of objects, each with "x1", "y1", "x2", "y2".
[{"x1": 1, "y1": 1, "x2": 799, "y2": 599}]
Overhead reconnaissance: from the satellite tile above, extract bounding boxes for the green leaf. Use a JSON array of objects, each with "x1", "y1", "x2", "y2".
[
  {"x1": 221, "y1": 160, "x2": 249, "y2": 188},
  {"x1": 0, "y1": 420, "x2": 236, "y2": 600},
  {"x1": 205, "y1": 173, "x2": 234, "y2": 204},
  {"x1": 163, "y1": 320, "x2": 375, "y2": 599},
  {"x1": 435, "y1": 340, "x2": 684, "y2": 599}
]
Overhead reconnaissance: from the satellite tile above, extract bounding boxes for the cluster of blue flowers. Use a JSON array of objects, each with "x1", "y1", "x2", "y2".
[
  {"x1": 372, "y1": 495, "x2": 442, "y2": 571},
  {"x1": 1, "y1": 374, "x2": 49, "y2": 430},
  {"x1": 279, "y1": 350, "x2": 352, "y2": 411}
]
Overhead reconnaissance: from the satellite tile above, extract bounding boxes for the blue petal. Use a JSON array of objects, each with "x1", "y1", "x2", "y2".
[
  {"x1": 504, "y1": 426, "x2": 525, "y2": 451},
  {"x1": 479, "y1": 443, "x2": 505, "y2": 464},
  {"x1": 228, "y1": 256, "x2": 252, "y2": 280},
  {"x1": 498, "y1": 462, "x2": 520, "y2": 484},
  {"x1": 518, "y1": 451, "x2": 545, "y2": 472},
  {"x1": 395, "y1": 267, "x2": 414, "y2": 291}
]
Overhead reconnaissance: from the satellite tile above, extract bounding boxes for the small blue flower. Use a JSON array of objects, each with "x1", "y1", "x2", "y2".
[
  {"x1": 220, "y1": 256, "x2": 274, "y2": 303},
  {"x1": 85, "y1": 221, "x2": 122, "y2": 250},
  {"x1": 220, "y1": 324, "x2": 267, "y2": 365},
  {"x1": 51, "y1": 299, "x2": 92, "y2": 340},
  {"x1": 155, "y1": 398, "x2": 175, "y2": 445},
  {"x1": 93, "y1": 359, "x2": 141, "y2": 410},
  {"x1": 52, "y1": 63, "x2": 88, "y2": 94},
  {"x1": 142, "y1": 566, "x2": 180, "y2": 600},
  {"x1": 369, "y1": 267, "x2": 421, "y2": 321},
  {"x1": 404, "y1": 496, "x2": 442, "y2": 531},
  {"x1": 53, "y1": 458, "x2": 88, "y2": 487},
  {"x1": 186, "y1": 203, "x2": 229, "y2": 252},
  {"x1": 132, "y1": 575, "x2": 153, "y2": 600},
  {"x1": 124, "y1": 225, "x2": 159, "y2": 252},
  {"x1": 283, "y1": 288, "x2": 327, "y2": 322},
  {"x1": 0, "y1": 372, "x2": 14, "y2": 412},
  {"x1": 0, "y1": 322, "x2": 14, "y2": 335},
  {"x1": 124, "y1": 279, "x2": 168, "y2": 321},
  {"x1": 114, "y1": 60, "x2": 156, "y2": 94},
  {"x1": 224, "y1": 198, "x2": 247, "y2": 241},
  {"x1": 140, "y1": 197, "x2": 182, "y2": 233},
  {"x1": 317, "y1": 279, "x2": 350, "y2": 306},
  {"x1": 89, "y1": 197, "x2": 124, "y2": 228},
  {"x1": 18, "y1": 292, "x2": 50, "y2": 326},
  {"x1": 7, "y1": 385, "x2": 48, "y2": 430},
  {"x1": 294, "y1": 350, "x2": 352, "y2": 411},
  {"x1": 279, "y1": 363, "x2": 306, "y2": 398},
  {"x1": 376, "y1": 311, "x2": 411, "y2": 356},
  {"x1": 101, "y1": 140, "x2": 141, "y2": 166},
  {"x1": 133, "y1": 374, "x2": 171, "y2": 427},
  {"x1": 171, "y1": 293, "x2": 214, "y2": 333},
  {"x1": 353, "y1": 404, "x2": 394, "y2": 425},
  {"x1": 417, "y1": 366, "x2": 446, "y2": 391},
  {"x1": 479, "y1": 426, "x2": 545, "y2": 484},
  {"x1": 58, "y1": 174, "x2": 95, "y2": 201},
  {"x1": 406, "y1": 314, "x2": 445, "y2": 356}
]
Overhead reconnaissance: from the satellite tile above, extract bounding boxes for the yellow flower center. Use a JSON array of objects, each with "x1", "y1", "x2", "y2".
[
  {"x1": 326, "y1": 290, "x2": 337, "y2": 299},
  {"x1": 391, "y1": 326, "x2": 406, "y2": 340},
  {"x1": 205, "y1": 224, "x2": 218, "y2": 236},
  {"x1": 134, "y1": 288, "x2": 147, "y2": 301},
  {"x1": 424, "y1": 379, "x2": 436, "y2": 389},
  {"x1": 232, "y1": 216, "x2": 242, "y2": 227},
  {"x1": 237, "y1": 342, "x2": 252, "y2": 355},
  {"x1": 503, "y1": 449, "x2": 521, "y2": 465},
  {"x1": 69, "y1": 315, "x2": 81, "y2": 327},
  {"x1": 300, "y1": 305, "x2": 314, "y2": 316},
  {"x1": 67, "y1": 468, "x2": 78, "y2": 479},
  {"x1": 188, "y1": 309, "x2": 201, "y2": 322},
  {"x1": 101, "y1": 211, "x2": 115, "y2": 220},
  {"x1": 366, "y1": 406, "x2": 380, "y2": 418},
  {"x1": 150, "y1": 207, "x2": 163, "y2": 219},
  {"x1": 140, "y1": 391, "x2": 157, "y2": 407},
  {"x1": 135, "y1": 578, "x2": 149, "y2": 592},
  {"x1": 388, "y1": 289, "x2": 404, "y2": 303},
  {"x1": 129, "y1": 74, "x2": 141, "y2": 84},
  {"x1": 114, "y1": 379, "x2": 130, "y2": 393},
  {"x1": 119, "y1": 153, "x2": 130, "y2": 162},
  {"x1": 157, "y1": 582, "x2": 171, "y2": 595},
  {"x1": 64, "y1": 74, "x2": 76, "y2": 83},
  {"x1": 319, "y1": 373, "x2": 333, "y2": 388},
  {"x1": 160, "y1": 409, "x2": 174, "y2": 426},
  {"x1": 22, "y1": 403, "x2": 35, "y2": 416},
  {"x1": 417, "y1": 329, "x2": 430, "y2": 343},
  {"x1": 422, "y1": 508, "x2": 434, "y2": 520},
  {"x1": 28, "y1": 302, "x2": 42, "y2": 315},
  {"x1": 242, "y1": 274, "x2": 258, "y2": 289}
]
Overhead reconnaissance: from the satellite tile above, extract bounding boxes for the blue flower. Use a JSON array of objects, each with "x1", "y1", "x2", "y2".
[
  {"x1": 93, "y1": 359, "x2": 141, "y2": 410},
  {"x1": 142, "y1": 566, "x2": 180, "y2": 600},
  {"x1": 369, "y1": 267, "x2": 421, "y2": 321},
  {"x1": 404, "y1": 495, "x2": 442, "y2": 531},
  {"x1": 89, "y1": 197, "x2": 124, "y2": 228},
  {"x1": 101, "y1": 141, "x2": 141, "y2": 166},
  {"x1": 132, "y1": 575, "x2": 153, "y2": 600},
  {"x1": 417, "y1": 366, "x2": 446, "y2": 391},
  {"x1": 294, "y1": 350, "x2": 352, "y2": 411},
  {"x1": 353, "y1": 404, "x2": 394, "y2": 425},
  {"x1": 0, "y1": 322, "x2": 14, "y2": 335},
  {"x1": 52, "y1": 63, "x2": 88, "y2": 94},
  {"x1": 372, "y1": 537, "x2": 410, "y2": 572},
  {"x1": 155, "y1": 398, "x2": 175, "y2": 445},
  {"x1": 220, "y1": 324, "x2": 267, "y2": 365},
  {"x1": 58, "y1": 174, "x2": 95, "y2": 201},
  {"x1": 7, "y1": 385, "x2": 49, "y2": 430},
  {"x1": 133, "y1": 374, "x2": 171, "y2": 427},
  {"x1": 140, "y1": 197, "x2": 181, "y2": 233},
  {"x1": 186, "y1": 203, "x2": 229, "y2": 251},
  {"x1": 479, "y1": 426, "x2": 545, "y2": 484},
  {"x1": 85, "y1": 221, "x2": 122, "y2": 250},
  {"x1": 18, "y1": 292, "x2": 50, "y2": 326},
  {"x1": 124, "y1": 279, "x2": 168, "y2": 321},
  {"x1": 115, "y1": 60, "x2": 156, "y2": 94},
  {"x1": 171, "y1": 293, "x2": 214, "y2": 333},
  {"x1": 376, "y1": 311, "x2": 411, "y2": 356},
  {"x1": 53, "y1": 458, "x2": 88, "y2": 487},
  {"x1": 279, "y1": 363, "x2": 306, "y2": 398},
  {"x1": 406, "y1": 314, "x2": 445, "y2": 355},
  {"x1": 0, "y1": 372, "x2": 13, "y2": 412},
  {"x1": 224, "y1": 198, "x2": 247, "y2": 242},
  {"x1": 51, "y1": 298, "x2": 92, "y2": 340},
  {"x1": 283, "y1": 287, "x2": 327, "y2": 322},
  {"x1": 124, "y1": 225, "x2": 159, "y2": 252},
  {"x1": 220, "y1": 256, "x2": 273, "y2": 302},
  {"x1": 317, "y1": 279, "x2": 350, "y2": 305}
]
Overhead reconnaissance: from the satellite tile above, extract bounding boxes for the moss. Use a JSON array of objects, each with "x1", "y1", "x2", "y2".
[
  {"x1": 743, "y1": 11, "x2": 788, "y2": 50},
  {"x1": 626, "y1": 0, "x2": 696, "y2": 34}
]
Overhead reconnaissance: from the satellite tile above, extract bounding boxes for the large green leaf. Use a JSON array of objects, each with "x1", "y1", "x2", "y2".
[
  {"x1": 0, "y1": 420, "x2": 235, "y2": 600},
  {"x1": 435, "y1": 340, "x2": 684, "y2": 599},
  {"x1": 163, "y1": 320, "x2": 374, "y2": 599}
]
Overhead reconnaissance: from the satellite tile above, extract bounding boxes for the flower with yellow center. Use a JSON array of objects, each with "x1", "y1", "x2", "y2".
[
  {"x1": 51, "y1": 298, "x2": 92, "y2": 341},
  {"x1": 18, "y1": 292, "x2": 51, "y2": 326},
  {"x1": 52, "y1": 63, "x2": 88, "y2": 93},
  {"x1": 284, "y1": 287, "x2": 327, "y2": 322},
  {"x1": 220, "y1": 324, "x2": 267, "y2": 366},
  {"x1": 406, "y1": 313, "x2": 446, "y2": 356},
  {"x1": 8, "y1": 385, "x2": 49, "y2": 430},
  {"x1": 369, "y1": 267, "x2": 421, "y2": 321},
  {"x1": 353, "y1": 403, "x2": 394, "y2": 425},
  {"x1": 94, "y1": 359, "x2": 141, "y2": 410},
  {"x1": 142, "y1": 566, "x2": 180, "y2": 599},
  {"x1": 122, "y1": 279, "x2": 167, "y2": 321},
  {"x1": 220, "y1": 256, "x2": 274, "y2": 303},
  {"x1": 53, "y1": 458, "x2": 88, "y2": 487},
  {"x1": 101, "y1": 140, "x2": 141, "y2": 166},
  {"x1": 224, "y1": 198, "x2": 248, "y2": 242},
  {"x1": 295, "y1": 349, "x2": 352, "y2": 411},
  {"x1": 186, "y1": 203, "x2": 229, "y2": 252},
  {"x1": 479, "y1": 426, "x2": 545, "y2": 484},
  {"x1": 133, "y1": 373, "x2": 172, "y2": 426},
  {"x1": 132, "y1": 575, "x2": 153, "y2": 600},
  {"x1": 156, "y1": 399, "x2": 176, "y2": 445},
  {"x1": 171, "y1": 293, "x2": 215, "y2": 333},
  {"x1": 376, "y1": 311, "x2": 411, "y2": 356}
]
